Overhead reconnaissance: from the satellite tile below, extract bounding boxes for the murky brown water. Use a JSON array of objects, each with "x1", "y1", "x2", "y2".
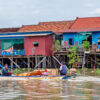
[{"x1": 0, "y1": 77, "x2": 100, "y2": 100}]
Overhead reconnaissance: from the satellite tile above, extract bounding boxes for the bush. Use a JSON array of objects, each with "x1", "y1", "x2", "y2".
[
  {"x1": 54, "y1": 40, "x2": 61, "y2": 51},
  {"x1": 82, "y1": 41, "x2": 90, "y2": 51},
  {"x1": 68, "y1": 46, "x2": 80, "y2": 68}
]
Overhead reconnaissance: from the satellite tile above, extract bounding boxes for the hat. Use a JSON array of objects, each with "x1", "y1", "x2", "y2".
[{"x1": 61, "y1": 61, "x2": 64, "y2": 65}]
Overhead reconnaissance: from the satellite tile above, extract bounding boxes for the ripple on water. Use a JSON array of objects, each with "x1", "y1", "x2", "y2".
[{"x1": 0, "y1": 77, "x2": 100, "y2": 100}]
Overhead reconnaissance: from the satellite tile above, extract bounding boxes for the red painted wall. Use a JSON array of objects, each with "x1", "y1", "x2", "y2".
[{"x1": 24, "y1": 35, "x2": 53, "y2": 56}]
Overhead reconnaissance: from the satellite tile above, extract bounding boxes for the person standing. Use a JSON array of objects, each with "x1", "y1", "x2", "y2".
[{"x1": 59, "y1": 62, "x2": 67, "y2": 76}]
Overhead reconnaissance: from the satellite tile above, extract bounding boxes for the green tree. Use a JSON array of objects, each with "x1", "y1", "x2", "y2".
[
  {"x1": 68, "y1": 46, "x2": 80, "y2": 68},
  {"x1": 82, "y1": 41, "x2": 90, "y2": 51},
  {"x1": 54, "y1": 40, "x2": 61, "y2": 51}
]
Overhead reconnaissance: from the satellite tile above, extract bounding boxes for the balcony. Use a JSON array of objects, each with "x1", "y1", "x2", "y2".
[{"x1": 0, "y1": 49, "x2": 25, "y2": 56}]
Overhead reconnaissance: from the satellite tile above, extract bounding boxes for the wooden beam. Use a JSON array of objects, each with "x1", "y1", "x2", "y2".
[
  {"x1": 34, "y1": 57, "x2": 46, "y2": 70},
  {"x1": 9, "y1": 58, "x2": 20, "y2": 68},
  {"x1": 27, "y1": 57, "x2": 30, "y2": 72},
  {"x1": 52, "y1": 56, "x2": 61, "y2": 65}
]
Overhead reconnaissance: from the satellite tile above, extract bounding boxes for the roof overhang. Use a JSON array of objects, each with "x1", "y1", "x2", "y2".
[
  {"x1": 63, "y1": 28, "x2": 100, "y2": 33},
  {"x1": 0, "y1": 31, "x2": 55, "y2": 38}
]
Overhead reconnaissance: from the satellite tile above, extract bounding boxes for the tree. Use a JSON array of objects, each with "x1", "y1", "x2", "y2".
[
  {"x1": 68, "y1": 45, "x2": 80, "y2": 68},
  {"x1": 82, "y1": 41, "x2": 90, "y2": 51},
  {"x1": 54, "y1": 40, "x2": 61, "y2": 51}
]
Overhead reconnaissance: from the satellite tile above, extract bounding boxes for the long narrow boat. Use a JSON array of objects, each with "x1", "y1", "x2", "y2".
[{"x1": 0, "y1": 75, "x2": 70, "y2": 81}]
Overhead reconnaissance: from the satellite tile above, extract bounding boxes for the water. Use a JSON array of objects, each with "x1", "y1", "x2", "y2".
[{"x1": 0, "y1": 76, "x2": 100, "y2": 100}]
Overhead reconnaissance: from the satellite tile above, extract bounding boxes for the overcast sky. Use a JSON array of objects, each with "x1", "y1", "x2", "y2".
[{"x1": 0, "y1": 0, "x2": 100, "y2": 28}]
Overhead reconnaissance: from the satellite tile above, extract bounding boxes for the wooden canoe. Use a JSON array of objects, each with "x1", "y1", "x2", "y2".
[{"x1": 0, "y1": 75, "x2": 69, "y2": 81}]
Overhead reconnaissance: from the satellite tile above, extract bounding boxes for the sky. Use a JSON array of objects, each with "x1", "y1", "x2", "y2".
[{"x1": 0, "y1": 0, "x2": 100, "y2": 28}]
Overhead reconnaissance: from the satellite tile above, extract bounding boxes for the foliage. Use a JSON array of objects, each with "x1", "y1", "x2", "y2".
[
  {"x1": 82, "y1": 41, "x2": 90, "y2": 51},
  {"x1": 82, "y1": 67, "x2": 88, "y2": 71},
  {"x1": 13, "y1": 68, "x2": 33, "y2": 75},
  {"x1": 95, "y1": 68, "x2": 100, "y2": 75},
  {"x1": 68, "y1": 45, "x2": 80, "y2": 68},
  {"x1": 54, "y1": 40, "x2": 61, "y2": 51}
]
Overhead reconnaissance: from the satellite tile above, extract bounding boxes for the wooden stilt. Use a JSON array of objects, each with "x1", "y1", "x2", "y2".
[
  {"x1": 11, "y1": 57, "x2": 13, "y2": 73},
  {"x1": 9, "y1": 58, "x2": 20, "y2": 68},
  {"x1": 35, "y1": 56, "x2": 38, "y2": 68},
  {"x1": 28, "y1": 57, "x2": 30, "y2": 72},
  {"x1": 30, "y1": 58, "x2": 34, "y2": 68},
  {"x1": 53, "y1": 56, "x2": 61, "y2": 65},
  {"x1": 49, "y1": 57, "x2": 52, "y2": 68},
  {"x1": 34, "y1": 56, "x2": 46, "y2": 70},
  {"x1": 43, "y1": 56, "x2": 46, "y2": 69},
  {"x1": 46, "y1": 57, "x2": 50, "y2": 68},
  {"x1": 2, "y1": 58, "x2": 3, "y2": 66}
]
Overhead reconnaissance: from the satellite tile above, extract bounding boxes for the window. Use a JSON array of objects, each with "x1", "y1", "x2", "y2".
[
  {"x1": 69, "y1": 38, "x2": 73, "y2": 45},
  {"x1": 98, "y1": 38, "x2": 100, "y2": 45},
  {"x1": 98, "y1": 42, "x2": 100, "y2": 45},
  {"x1": 33, "y1": 42, "x2": 39, "y2": 47},
  {"x1": 13, "y1": 44, "x2": 24, "y2": 50}
]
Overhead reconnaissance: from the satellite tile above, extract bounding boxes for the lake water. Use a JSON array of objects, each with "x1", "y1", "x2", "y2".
[{"x1": 0, "y1": 76, "x2": 100, "y2": 100}]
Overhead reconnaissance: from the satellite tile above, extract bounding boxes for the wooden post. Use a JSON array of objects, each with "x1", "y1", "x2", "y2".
[
  {"x1": 50, "y1": 57, "x2": 52, "y2": 67},
  {"x1": 53, "y1": 56, "x2": 61, "y2": 65},
  {"x1": 35, "y1": 56, "x2": 38, "y2": 69},
  {"x1": 38, "y1": 56, "x2": 40, "y2": 68},
  {"x1": 11, "y1": 57, "x2": 13, "y2": 73},
  {"x1": 2, "y1": 58, "x2": 3, "y2": 66},
  {"x1": 95, "y1": 53, "x2": 96, "y2": 70},
  {"x1": 43, "y1": 56, "x2": 46, "y2": 69},
  {"x1": 87, "y1": 55, "x2": 88, "y2": 68},
  {"x1": 28, "y1": 56, "x2": 30, "y2": 72},
  {"x1": 30, "y1": 58, "x2": 34, "y2": 68},
  {"x1": 9, "y1": 58, "x2": 20, "y2": 68},
  {"x1": 91, "y1": 56, "x2": 92, "y2": 68},
  {"x1": 34, "y1": 56, "x2": 46, "y2": 70}
]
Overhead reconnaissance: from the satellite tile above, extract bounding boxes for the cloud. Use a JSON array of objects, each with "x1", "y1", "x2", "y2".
[
  {"x1": 32, "y1": 10, "x2": 39, "y2": 14},
  {"x1": 89, "y1": 8, "x2": 100, "y2": 14},
  {"x1": 86, "y1": 3, "x2": 96, "y2": 7}
]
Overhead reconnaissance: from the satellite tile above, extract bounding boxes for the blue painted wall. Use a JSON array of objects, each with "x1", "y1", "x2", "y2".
[
  {"x1": 63, "y1": 33, "x2": 83, "y2": 46},
  {"x1": 92, "y1": 32, "x2": 100, "y2": 49}
]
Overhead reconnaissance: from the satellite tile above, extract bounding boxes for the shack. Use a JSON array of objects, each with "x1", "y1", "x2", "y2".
[
  {"x1": 0, "y1": 31, "x2": 54, "y2": 68},
  {"x1": 0, "y1": 31, "x2": 54, "y2": 56}
]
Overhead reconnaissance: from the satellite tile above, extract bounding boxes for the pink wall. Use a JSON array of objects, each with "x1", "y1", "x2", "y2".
[
  {"x1": 45, "y1": 36, "x2": 53, "y2": 56},
  {"x1": 24, "y1": 35, "x2": 53, "y2": 56}
]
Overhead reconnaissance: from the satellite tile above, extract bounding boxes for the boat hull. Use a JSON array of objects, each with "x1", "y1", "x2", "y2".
[{"x1": 0, "y1": 76, "x2": 69, "y2": 81}]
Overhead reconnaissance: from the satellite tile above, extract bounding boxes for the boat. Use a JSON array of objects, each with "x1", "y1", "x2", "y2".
[{"x1": 0, "y1": 75, "x2": 70, "y2": 81}]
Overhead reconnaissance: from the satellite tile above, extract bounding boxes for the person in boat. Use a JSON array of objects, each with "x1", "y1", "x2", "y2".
[
  {"x1": 42, "y1": 69, "x2": 48, "y2": 76},
  {"x1": 59, "y1": 61, "x2": 67, "y2": 76},
  {"x1": 2, "y1": 64, "x2": 11, "y2": 76},
  {"x1": 69, "y1": 68, "x2": 76, "y2": 78}
]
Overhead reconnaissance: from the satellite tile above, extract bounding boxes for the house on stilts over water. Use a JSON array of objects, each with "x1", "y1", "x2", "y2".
[
  {"x1": 61, "y1": 17, "x2": 100, "y2": 68},
  {"x1": 1, "y1": 17, "x2": 100, "y2": 68},
  {"x1": 0, "y1": 20, "x2": 73, "y2": 68}
]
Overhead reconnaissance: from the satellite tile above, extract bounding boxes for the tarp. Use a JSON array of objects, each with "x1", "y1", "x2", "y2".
[
  {"x1": 1, "y1": 39, "x2": 24, "y2": 50},
  {"x1": 74, "y1": 32, "x2": 91, "y2": 41}
]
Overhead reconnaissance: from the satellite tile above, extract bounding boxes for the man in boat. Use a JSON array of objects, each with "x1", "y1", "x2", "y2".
[
  {"x1": 2, "y1": 64, "x2": 11, "y2": 76},
  {"x1": 59, "y1": 61, "x2": 67, "y2": 76},
  {"x1": 69, "y1": 68, "x2": 76, "y2": 78}
]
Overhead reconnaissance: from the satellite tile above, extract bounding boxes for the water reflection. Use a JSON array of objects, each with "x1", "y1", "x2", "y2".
[{"x1": 0, "y1": 78, "x2": 100, "y2": 100}]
